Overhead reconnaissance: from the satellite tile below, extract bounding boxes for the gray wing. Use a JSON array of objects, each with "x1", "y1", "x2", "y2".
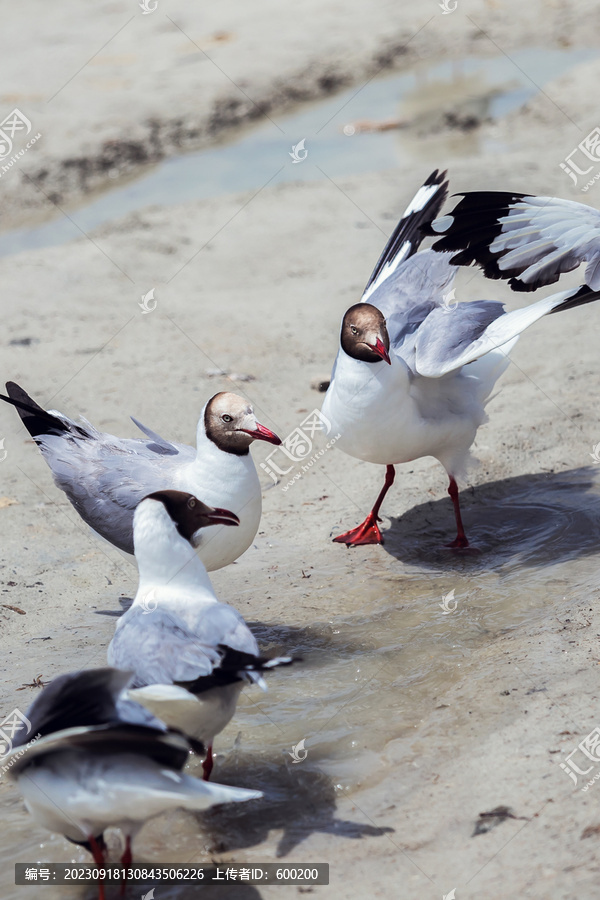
[
  {"x1": 109, "y1": 606, "x2": 224, "y2": 686},
  {"x1": 413, "y1": 281, "x2": 600, "y2": 378},
  {"x1": 130, "y1": 416, "x2": 181, "y2": 455},
  {"x1": 37, "y1": 427, "x2": 195, "y2": 554},
  {"x1": 109, "y1": 604, "x2": 259, "y2": 687},
  {"x1": 367, "y1": 249, "x2": 458, "y2": 362},
  {"x1": 429, "y1": 192, "x2": 600, "y2": 292}
]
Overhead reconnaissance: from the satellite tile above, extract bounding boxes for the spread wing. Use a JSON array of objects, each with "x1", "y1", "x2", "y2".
[{"x1": 428, "y1": 191, "x2": 600, "y2": 292}]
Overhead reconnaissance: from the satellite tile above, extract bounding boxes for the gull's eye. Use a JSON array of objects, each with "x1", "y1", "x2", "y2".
[
  {"x1": 350, "y1": 325, "x2": 359, "y2": 335},
  {"x1": 222, "y1": 414, "x2": 233, "y2": 423},
  {"x1": 187, "y1": 497, "x2": 196, "y2": 509}
]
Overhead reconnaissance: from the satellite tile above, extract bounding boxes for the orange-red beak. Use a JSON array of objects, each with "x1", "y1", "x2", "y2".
[
  {"x1": 240, "y1": 423, "x2": 282, "y2": 445},
  {"x1": 367, "y1": 337, "x2": 391, "y2": 365}
]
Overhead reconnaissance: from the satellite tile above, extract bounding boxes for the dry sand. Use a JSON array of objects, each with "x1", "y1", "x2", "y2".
[{"x1": 2, "y1": 1, "x2": 600, "y2": 898}]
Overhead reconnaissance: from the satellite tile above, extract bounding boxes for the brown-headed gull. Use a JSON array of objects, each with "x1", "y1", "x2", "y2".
[
  {"x1": 107, "y1": 490, "x2": 296, "y2": 780},
  {"x1": 0, "y1": 384, "x2": 281, "y2": 570},
  {"x1": 7, "y1": 668, "x2": 261, "y2": 900},
  {"x1": 321, "y1": 170, "x2": 600, "y2": 548}
]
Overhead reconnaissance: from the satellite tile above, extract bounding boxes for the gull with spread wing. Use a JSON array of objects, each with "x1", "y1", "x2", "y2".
[{"x1": 322, "y1": 170, "x2": 600, "y2": 548}]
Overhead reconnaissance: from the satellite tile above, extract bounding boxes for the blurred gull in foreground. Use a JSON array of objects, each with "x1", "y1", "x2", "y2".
[{"x1": 7, "y1": 667, "x2": 261, "y2": 900}]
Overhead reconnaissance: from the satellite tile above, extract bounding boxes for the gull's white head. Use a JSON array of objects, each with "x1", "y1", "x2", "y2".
[
  {"x1": 202, "y1": 392, "x2": 281, "y2": 455},
  {"x1": 340, "y1": 303, "x2": 391, "y2": 365}
]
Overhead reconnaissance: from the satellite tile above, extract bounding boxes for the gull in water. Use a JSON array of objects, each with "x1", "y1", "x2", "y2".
[
  {"x1": 7, "y1": 667, "x2": 261, "y2": 900},
  {"x1": 108, "y1": 490, "x2": 296, "y2": 779}
]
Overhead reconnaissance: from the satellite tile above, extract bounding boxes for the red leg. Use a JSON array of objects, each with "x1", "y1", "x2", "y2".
[
  {"x1": 120, "y1": 834, "x2": 132, "y2": 896},
  {"x1": 333, "y1": 465, "x2": 396, "y2": 546},
  {"x1": 88, "y1": 835, "x2": 105, "y2": 900},
  {"x1": 445, "y1": 475, "x2": 469, "y2": 549},
  {"x1": 202, "y1": 744, "x2": 214, "y2": 781}
]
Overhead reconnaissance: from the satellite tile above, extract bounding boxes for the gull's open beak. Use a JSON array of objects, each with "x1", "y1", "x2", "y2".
[
  {"x1": 240, "y1": 422, "x2": 282, "y2": 445},
  {"x1": 367, "y1": 337, "x2": 391, "y2": 365},
  {"x1": 205, "y1": 507, "x2": 240, "y2": 527}
]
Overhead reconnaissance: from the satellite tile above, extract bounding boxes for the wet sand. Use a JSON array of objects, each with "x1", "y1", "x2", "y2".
[{"x1": 2, "y1": 2, "x2": 600, "y2": 898}]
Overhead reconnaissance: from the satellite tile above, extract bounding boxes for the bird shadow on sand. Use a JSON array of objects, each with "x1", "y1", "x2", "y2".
[
  {"x1": 194, "y1": 751, "x2": 393, "y2": 858},
  {"x1": 378, "y1": 466, "x2": 600, "y2": 572}
]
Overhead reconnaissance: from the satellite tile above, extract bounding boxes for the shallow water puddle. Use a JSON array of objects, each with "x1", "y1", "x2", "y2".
[
  {"x1": 3, "y1": 467, "x2": 599, "y2": 898},
  {"x1": 0, "y1": 46, "x2": 595, "y2": 258}
]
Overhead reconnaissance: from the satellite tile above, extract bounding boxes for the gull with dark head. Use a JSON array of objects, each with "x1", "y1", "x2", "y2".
[
  {"x1": 108, "y1": 489, "x2": 297, "y2": 780},
  {"x1": 0, "y1": 385, "x2": 281, "y2": 571},
  {"x1": 322, "y1": 170, "x2": 600, "y2": 548},
  {"x1": 7, "y1": 668, "x2": 261, "y2": 900}
]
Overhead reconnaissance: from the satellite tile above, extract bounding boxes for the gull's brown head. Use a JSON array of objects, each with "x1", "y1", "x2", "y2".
[
  {"x1": 204, "y1": 392, "x2": 281, "y2": 455},
  {"x1": 145, "y1": 490, "x2": 239, "y2": 547},
  {"x1": 340, "y1": 303, "x2": 391, "y2": 365}
]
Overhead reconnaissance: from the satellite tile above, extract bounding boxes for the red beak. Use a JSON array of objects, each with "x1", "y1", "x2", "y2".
[
  {"x1": 206, "y1": 507, "x2": 240, "y2": 527},
  {"x1": 240, "y1": 422, "x2": 282, "y2": 445},
  {"x1": 367, "y1": 337, "x2": 391, "y2": 365}
]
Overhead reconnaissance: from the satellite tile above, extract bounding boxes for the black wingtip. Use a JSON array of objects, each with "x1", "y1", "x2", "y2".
[
  {"x1": 423, "y1": 191, "x2": 542, "y2": 289},
  {"x1": 548, "y1": 283, "x2": 600, "y2": 314},
  {"x1": 176, "y1": 646, "x2": 300, "y2": 694},
  {"x1": 363, "y1": 170, "x2": 450, "y2": 296},
  {"x1": 0, "y1": 382, "x2": 90, "y2": 440}
]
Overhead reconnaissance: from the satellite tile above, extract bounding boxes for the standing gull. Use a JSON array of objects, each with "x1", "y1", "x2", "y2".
[
  {"x1": 108, "y1": 490, "x2": 296, "y2": 779},
  {"x1": 321, "y1": 170, "x2": 600, "y2": 547},
  {"x1": 0, "y1": 384, "x2": 281, "y2": 570},
  {"x1": 7, "y1": 668, "x2": 261, "y2": 900}
]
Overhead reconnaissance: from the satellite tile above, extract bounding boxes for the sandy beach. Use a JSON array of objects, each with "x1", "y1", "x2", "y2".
[{"x1": 2, "y1": 1, "x2": 600, "y2": 898}]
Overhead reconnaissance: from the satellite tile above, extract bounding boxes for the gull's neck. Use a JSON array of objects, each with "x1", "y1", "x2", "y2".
[{"x1": 133, "y1": 502, "x2": 217, "y2": 598}]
